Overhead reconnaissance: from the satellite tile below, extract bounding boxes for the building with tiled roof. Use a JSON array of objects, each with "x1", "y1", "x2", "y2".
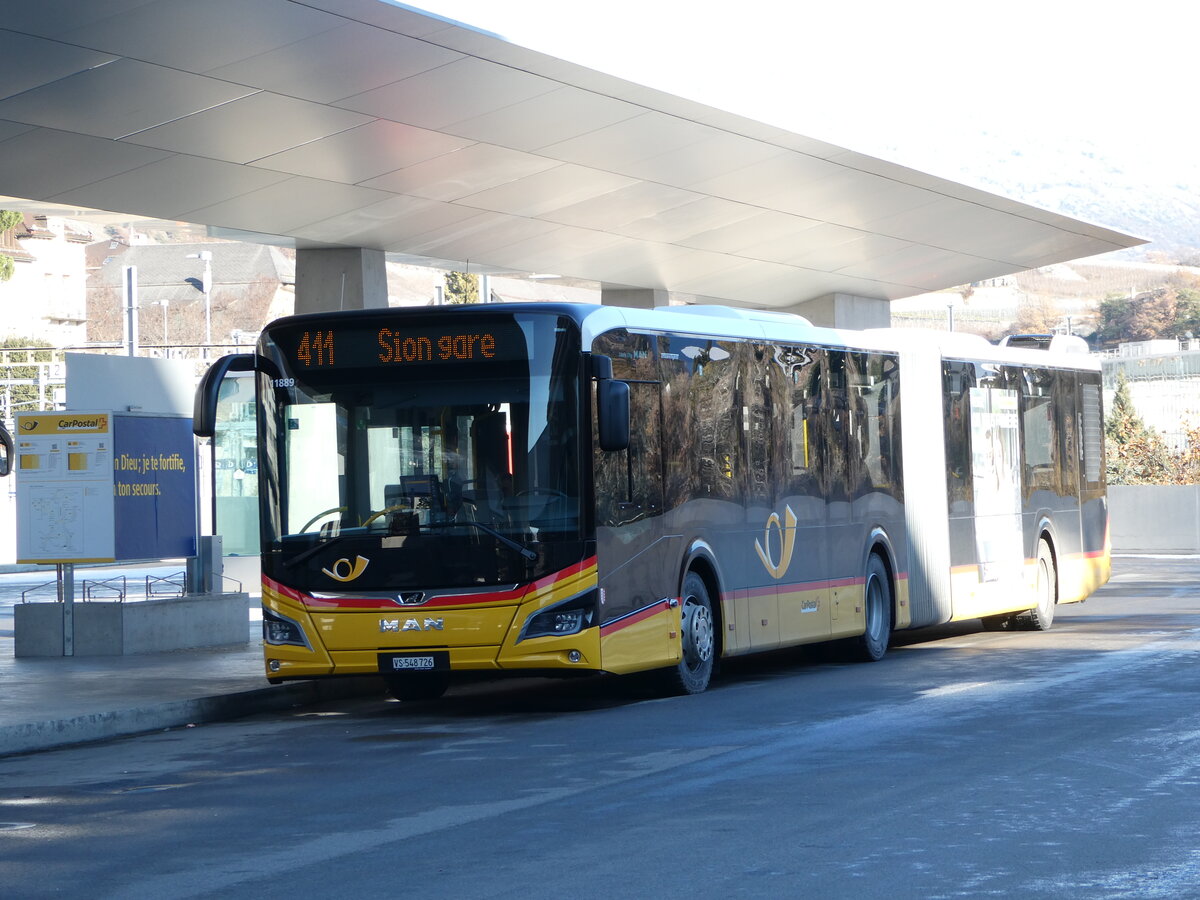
[{"x1": 86, "y1": 241, "x2": 296, "y2": 348}]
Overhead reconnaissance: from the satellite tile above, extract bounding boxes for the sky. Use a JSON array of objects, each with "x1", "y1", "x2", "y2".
[{"x1": 416, "y1": 0, "x2": 1200, "y2": 192}]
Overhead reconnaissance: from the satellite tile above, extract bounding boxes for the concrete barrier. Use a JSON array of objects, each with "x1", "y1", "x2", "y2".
[
  {"x1": 1108, "y1": 484, "x2": 1200, "y2": 553},
  {"x1": 14, "y1": 592, "x2": 251, "y2": 657}
]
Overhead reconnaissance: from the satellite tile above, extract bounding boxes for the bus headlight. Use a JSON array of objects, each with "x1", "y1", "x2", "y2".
[
  {"x1": 263, "y1": 607, "x2": 311, "y2": 649},
  {"x1": 518, "y1": 592, "x2": 597, "y2": 642}
]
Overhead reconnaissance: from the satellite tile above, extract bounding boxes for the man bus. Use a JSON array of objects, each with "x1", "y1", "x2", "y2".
[{"x1": 194, "y1": 303, "x2": 1109, "y2": 700}]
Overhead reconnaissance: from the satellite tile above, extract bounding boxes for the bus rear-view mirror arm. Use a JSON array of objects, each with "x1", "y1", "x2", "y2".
[
  {"x1": 193, "y1": 353, "x2": 277, "y2": 438},
  {"x1": 591, "y1": 354, "x2": 630, "y2": 452}
]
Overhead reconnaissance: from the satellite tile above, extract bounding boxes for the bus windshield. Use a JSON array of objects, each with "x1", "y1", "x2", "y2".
[{"x1": 257, "y1": 312, "x2": 584, "y2": 590}]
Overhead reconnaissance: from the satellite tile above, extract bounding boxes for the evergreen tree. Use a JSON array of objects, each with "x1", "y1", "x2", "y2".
[{"x1": 1105, "y1": 373, "x2": 1173, "y2": 484}]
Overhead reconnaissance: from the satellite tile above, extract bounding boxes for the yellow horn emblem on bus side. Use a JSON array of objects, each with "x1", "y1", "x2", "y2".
[
  {"x1": 322, "y1": 555, "x2": 370, "y2": 582},
  {"x1": 755, "y1": 506, "x2": 797, "y2": 580}
]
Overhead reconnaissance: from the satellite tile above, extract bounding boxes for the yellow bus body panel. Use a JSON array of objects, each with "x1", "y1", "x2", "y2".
[
  {"x1": 261, "y1": 560, "x2": 605, "y2": 680},
  {"x1": 599, "y1": 601, "x2": 681, "y2": 674},
  {"x1": 947, "y1": 544, "x2": 1111, "y2": 623}
]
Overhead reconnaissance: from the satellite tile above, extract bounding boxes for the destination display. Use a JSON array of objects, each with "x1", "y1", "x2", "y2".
[{"x1": 276, "y1": 319, "x2": 527, "y2": 370}]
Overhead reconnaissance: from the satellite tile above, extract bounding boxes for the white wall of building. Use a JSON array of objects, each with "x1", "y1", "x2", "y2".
[{"x1": 0, "y1": 218, "x2": 92, "y2": 346}]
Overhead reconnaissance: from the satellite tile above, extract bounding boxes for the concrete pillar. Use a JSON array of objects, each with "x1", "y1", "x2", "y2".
[
  {"x1": 778, "y1": 292, "x2": 891, "y2": 329},
  {"x1": 295, "y1": 248, "x2": 388, "y2": 314},
  {"x1": 600, "y1": 287, "x2": 670, "y2": 309}
]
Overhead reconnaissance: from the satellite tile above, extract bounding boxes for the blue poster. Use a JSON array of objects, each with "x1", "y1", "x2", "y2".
[{"x1": 112, "y1": 415, "x2": 196, "y2": 561}]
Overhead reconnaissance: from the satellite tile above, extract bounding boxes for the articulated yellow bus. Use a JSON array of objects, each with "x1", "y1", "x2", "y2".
[{"x1": 195, "y1": 303, "x2": 1109, "y2": 700}]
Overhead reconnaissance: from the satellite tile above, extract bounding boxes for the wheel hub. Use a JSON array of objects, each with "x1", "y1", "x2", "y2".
[{"x1": 682, "y1": 600, "x2": 714, "y2": 665}]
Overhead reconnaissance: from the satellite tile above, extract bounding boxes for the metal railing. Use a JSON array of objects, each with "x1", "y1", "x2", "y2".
[
  {"x1": 20, "y1": 570, "x2": 191, "y2": 603},
  {"x1": 83, "y1": 575, "x2": 127, "y2": 602}
]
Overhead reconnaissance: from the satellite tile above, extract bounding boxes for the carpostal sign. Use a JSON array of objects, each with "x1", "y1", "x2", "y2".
[{"x1": 15, "y1": 412, "x2": 196, "y2": 564}]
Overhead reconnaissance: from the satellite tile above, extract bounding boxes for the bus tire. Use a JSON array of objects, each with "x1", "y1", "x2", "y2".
[
  {"x1": 663, "y1": 571, "x2": 716, "y2": 695},
  {"x1": 384, "y1": 672, "x2": 450, "y2": 702},
  {"x1": 851, "y1": 554, "x2": 893, "y2": 662},
  {"x1": 1023, "y1": 538, "x2": 1056, "y2": 631}
]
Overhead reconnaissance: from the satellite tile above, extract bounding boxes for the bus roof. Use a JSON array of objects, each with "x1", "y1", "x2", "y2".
[
  {"x1": 263, "y1": 302, "x2": 1100, "y2": 372},
  {"x1": 579, "y1": 305, "x2": 1099, "y2": 370}
]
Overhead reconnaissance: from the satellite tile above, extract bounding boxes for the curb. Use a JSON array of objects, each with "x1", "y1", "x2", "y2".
[{"x1": 0, "y1": 675, "x2": 386, "y2": 758}]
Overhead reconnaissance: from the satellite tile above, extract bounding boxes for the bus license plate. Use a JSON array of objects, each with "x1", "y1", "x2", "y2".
[
  {"x1": 378, "y1": 651, "x2": 448, "y2": 673},
  {"x1": 392, "y1": 656, "x2": 433, "y2": 670}
]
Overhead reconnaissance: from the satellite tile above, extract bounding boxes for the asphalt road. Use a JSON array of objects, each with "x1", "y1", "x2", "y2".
[{"x1": 2, "y1": 555, "x2": 1199, "y2": 899}]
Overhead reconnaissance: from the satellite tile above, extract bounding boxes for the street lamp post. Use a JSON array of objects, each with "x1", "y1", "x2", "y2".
[
  {"x1": 154, "y1": 299, "x2": 169, "y2": 350},
  {"x1": 186, "y1": 250, "x2": 213, "y2": 348}
]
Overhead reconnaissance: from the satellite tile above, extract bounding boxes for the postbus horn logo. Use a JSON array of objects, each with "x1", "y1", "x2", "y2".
[
  {"x1": 322, "y1": 555, "x2": 370, "y2": 582},
  {"x1": 755, "y1": 505, "x2": 797, "y2": 580}
]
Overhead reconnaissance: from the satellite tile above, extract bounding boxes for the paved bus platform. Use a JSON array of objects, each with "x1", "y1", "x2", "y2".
[{"x1": 0, "y1": 567, "x2": 384, "y2": 758}]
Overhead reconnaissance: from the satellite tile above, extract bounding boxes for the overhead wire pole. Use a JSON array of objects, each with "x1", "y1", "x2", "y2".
[{"x1": 123, "y1": 265, "x2": 138, "y2": 356}]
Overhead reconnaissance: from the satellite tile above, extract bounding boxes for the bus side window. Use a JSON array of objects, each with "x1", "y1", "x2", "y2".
[
  {"x1": 1021, "y1": 368, "x2": 1057, "y2": 495},
  {"x1": 627, "y1": 383, "x2": 663, "y2": 517},
  {"x1": 591, "y1": 381, "x2": 661, "y2": 527},
  {"x1": 788, "y1": 348, "x2": 824, "y2": 499},
  {"x1": 943, "y1": 361, "x2": 974, "y2": 507},
  {"x1": 826, "y1": 351, "x2": 850, "y2": 502}
]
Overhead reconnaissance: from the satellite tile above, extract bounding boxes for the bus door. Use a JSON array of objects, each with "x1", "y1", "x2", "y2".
[
  {"x1": 767, "y1": 347, "x2": 833, "y2": 647},
  {"x1": 823, "y1": 351, "x2": 856, "y2": 638},
  {"x1": 1075, "y1": 375, "x2": 1109, "y2": 597},
  {"x1": 594, "y1": 380, "x2": 678, "y2": 671},
  {"x1": 1055, "y1": 371, "x2": 1083, "y2": 556}
]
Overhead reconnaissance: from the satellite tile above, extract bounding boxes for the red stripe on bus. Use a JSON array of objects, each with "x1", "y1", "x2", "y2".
[{"x1": 601, "y1": 598, "x2": 673, "y2": 635}]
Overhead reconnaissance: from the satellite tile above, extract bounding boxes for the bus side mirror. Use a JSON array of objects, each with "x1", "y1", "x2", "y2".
[
  {"x1": 0, "y1": 421, "x2": 12, "y2": 477},
  {"x1": 193, "y1": 354, "x2": 258, "y2": 437},
  {"x1": 597, "y1": 378, "x2": 630, "y2": 452}
]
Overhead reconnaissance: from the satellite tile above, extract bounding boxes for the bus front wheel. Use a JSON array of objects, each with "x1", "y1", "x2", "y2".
[{"x1": 664, "y1": 572, "x2": 715, "y2": 695}]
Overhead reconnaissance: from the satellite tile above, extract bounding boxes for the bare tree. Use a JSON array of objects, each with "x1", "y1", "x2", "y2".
[{"x1": 1012, "y1": 293, "x2": 1062, "y2": 334}]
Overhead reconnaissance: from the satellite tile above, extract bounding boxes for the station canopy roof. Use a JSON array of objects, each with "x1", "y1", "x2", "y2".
[{"x1": 0, "y1": 0, "x2": 1143, "y2": 309}]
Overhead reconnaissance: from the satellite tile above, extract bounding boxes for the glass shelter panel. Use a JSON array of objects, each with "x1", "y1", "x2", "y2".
[{"x1": 213, "y1": 371, "x2": 260, "y2": 557}]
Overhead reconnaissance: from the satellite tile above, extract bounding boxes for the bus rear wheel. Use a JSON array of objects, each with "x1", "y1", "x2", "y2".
[
  {"x1": 384, "y1": 672, "x2": 450, "y2": 702},
  {"x1": 1022, "y1": 538, "x2": 1056, "y2": 631},
  {"x1": 850, "y1": 554, "x2": 892, "y2": 662},
  {"x1": 663, "y1": 572, "x2": 715, "y2": 695}
]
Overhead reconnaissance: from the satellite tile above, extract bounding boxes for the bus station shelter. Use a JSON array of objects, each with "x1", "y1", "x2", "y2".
[{"x1": 0, "y1": 0, "x2": 1141, "y2": 329}]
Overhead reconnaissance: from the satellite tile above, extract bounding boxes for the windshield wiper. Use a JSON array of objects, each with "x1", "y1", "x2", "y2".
[
  {"x1": 424, "y1": 520, "x2": 538, "y2": 561},
  {"x1": 282, "y1": 519, "x2": 538, "y2": 568},
  {"x1": 283, "y1": 533, "x2": 350, "y2": 569}
]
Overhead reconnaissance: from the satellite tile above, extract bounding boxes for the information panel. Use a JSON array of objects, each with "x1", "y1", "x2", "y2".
[
  {"x1": 112, "y1": 415, "x2": 196, "y2": 560},
  {"x1": 15, "y1": 412, "x2": 197, "y2": 564},
  {"x1": 15, "y1": 412, "x2": 115, "y2": 563}
]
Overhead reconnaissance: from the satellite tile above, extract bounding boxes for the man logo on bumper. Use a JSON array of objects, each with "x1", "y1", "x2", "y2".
[{"x1": 381, "y1": 618, "x2": 444, "y2": 632}]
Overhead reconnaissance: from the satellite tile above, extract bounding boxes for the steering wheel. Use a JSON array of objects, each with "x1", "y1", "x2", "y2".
[{"x1": 299, "y1": 506, "x2": 346, "y2": 533}]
